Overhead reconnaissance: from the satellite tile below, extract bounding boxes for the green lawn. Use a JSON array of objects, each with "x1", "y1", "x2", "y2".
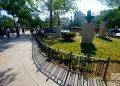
[{"x1": 45, "y1": 35, "x2": 120, "y2": 61}]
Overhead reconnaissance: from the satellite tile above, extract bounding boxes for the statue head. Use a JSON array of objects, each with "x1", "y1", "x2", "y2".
[
  {"x1": 85, "y1": 10, "x2": 94, "y2": 23},
  {"x1": 87, "y1": 10, "x2": 91, "y2": 16}
]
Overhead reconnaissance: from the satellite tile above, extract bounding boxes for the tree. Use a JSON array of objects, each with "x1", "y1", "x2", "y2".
[
  {"x1": 0, "y1": 15, "x2": 14, "y2": 28},
  {"x1": 0, "y1": 15, "x2": 14, "y2": 36},
  {"x1": 43, "y1": 18, "x2": 50, "y2": 29},
  {"x1": 31, "y1": 16, "x2": 43, "y2": 28},
  {"x1": 106, "y1": 8, "x2": 120, "y2": 28},
  {"x1": 0, "y1": 0, "x2": 37, "y2": 28},
  {"x1": 94, "y1": 8, "x2": 120, "y2": 28},
  {"x1": 37, "y1": 0, "x2": 78, "y2": 32},
  {"x1": 98, "y1": 0, "x2": 120, "y2": 7},
  {"x1": 97, "y1": 0, "x2": 120, "y2": 28}
]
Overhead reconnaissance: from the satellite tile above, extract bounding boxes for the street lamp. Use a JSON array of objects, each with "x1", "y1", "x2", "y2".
[{"x1": 70, "y1": 16, "x2": 72, "y2": 32}]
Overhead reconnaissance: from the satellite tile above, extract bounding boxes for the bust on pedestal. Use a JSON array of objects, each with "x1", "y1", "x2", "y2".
[{"x1": 81, "y1": 10, "x2": 95, "y2": 44}]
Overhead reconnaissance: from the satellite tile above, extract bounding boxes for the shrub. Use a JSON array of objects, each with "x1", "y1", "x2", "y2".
[{"x1": 61, "y1": 32, "x2": 76, "y2": 40}]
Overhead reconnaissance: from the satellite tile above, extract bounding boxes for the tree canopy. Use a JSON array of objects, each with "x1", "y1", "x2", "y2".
[
  {"x1": 0, "y1": 15, "x2": 14, "y2": 28},
  {"x1": 0, "y1": 0, "x2": 79, "y2": 30},
  {"x1": 96, "y1": 0, "x2": 120, "y2": 28},
  {"x1": 37, "y1": 0, "x2": 78, "y2": 31},
  {"x1": 0, "y1": 0, "x2": 39, "y2": 27},
  {"x1": 98, "y1": 0, "x2": 120, "y2": 7}
]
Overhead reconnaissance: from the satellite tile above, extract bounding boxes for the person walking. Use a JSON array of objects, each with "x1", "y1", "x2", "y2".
[
  {"x1": 22, "y1": 28, "x2": 25, "y2": 34},
  {"x1": 16, "y1": 27, "x2": 20, "y2": 37},
  {"x1": 30, "y1": 28, "x2": 34, "y2": 35},
  {"x1": 6, "y1": 28, "x2": 10, "y2": 38}
]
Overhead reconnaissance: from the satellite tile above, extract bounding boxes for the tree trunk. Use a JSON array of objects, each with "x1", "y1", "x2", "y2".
[
  {"x1": 49, "y1": 0, "x2": 53, "y2": 32},
  {"x1": 12, "y1": 15, "x2": 16, "y2": 28}
]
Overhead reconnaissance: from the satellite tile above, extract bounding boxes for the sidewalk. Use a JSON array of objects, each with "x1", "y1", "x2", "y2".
[{"x1": 0, "y1": 32, "x2": 57, "y2": 86}]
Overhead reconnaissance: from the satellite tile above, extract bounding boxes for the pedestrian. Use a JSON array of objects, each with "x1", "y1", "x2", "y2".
[
  {"x1": 3, "y1": 28, "x2": 6, "y2": 38},
  {"x1": 11, "y1": 28, "x2": 15, "y2": 35},
  {"x1": 6, "y1": 28, "x2": 10, "y2": 38},
  {"x1": 16, "y1": 27, "x2": 20, "y2": 37},
  {"x1": 30, "y1": 28, "x2": 34, "y2": 35},
  {"x1": 22, "y1": 28, "x2": 25, "y2": 34}
]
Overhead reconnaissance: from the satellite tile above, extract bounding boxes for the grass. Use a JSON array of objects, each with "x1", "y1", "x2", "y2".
[{"x1": 45, "y1": 34, "x2": 120, "y2": 61}]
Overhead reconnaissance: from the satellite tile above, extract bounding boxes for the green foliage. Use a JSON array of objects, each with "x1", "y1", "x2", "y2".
[
  {"x1": 18, "y1": 18, "x2": 31, "y2": 28},
  {"x1": 0, "y1": 0, "x2": 38, "y2": 28},
  {"x1": 106, "y1": 8, "x2": 120, "y2": 28},
  {"x1": 61, "y1": 32, "x2": 76, "y2": 40},
  {"x1": 31, "y1": 16, "x2": 43, "y2": 28},
  {"x1": 37, "y1": 0, "x2": 78, "y2": 31},
  {"x1": 98, "y1": 0, "x2": 120, "y2": 7},
  {"x1": 40, "y1": 0, "x2": 77, "y2": 13},
  {"x1": 0, "y1": 15, "x2": 14, "y2": 28},
  {"x1": 93, "y1": 14, "x2": 105, "y2": 26},
  {"x1": 94, "y1": 7, "x2": 120, "y2": 28},
  {"x1": 43, "y1": 18, "x2": 50, "y2": 28}
]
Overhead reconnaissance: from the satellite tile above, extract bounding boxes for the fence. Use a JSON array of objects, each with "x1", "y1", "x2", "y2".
[{"x1": 35, "y1": 34, "x2": 110, "y2": 81}]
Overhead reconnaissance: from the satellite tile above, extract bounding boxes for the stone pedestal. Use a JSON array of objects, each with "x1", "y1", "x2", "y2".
[
  {"x1": 98, "y1": 21, "x2": 107, "y2": 38},
  {"x1": 81, "y1": 23, "x2": 95, "y2": 43},
  {"x1": 56, "y1": 25, "x2": 61, "y2": 37}
]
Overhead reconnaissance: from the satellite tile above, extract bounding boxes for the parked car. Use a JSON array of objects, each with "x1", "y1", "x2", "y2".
[{"x1": 107, "y1": 29, "x2": 120, "y2": 35}]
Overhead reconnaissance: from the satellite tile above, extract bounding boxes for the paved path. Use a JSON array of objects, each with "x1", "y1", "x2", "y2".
[{"x1": 0, "y1": 32, "x2": 58, "y2": 86}]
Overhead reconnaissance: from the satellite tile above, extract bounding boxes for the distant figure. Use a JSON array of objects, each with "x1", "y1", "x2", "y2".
[
  {"x1": 16, "y1": 27, "x2": 20, "y2": 37},
  {"x1": 3, "y1": 29, "x2": 6, "y2": 37},
  {"x1": 110, "y1": 26, "x2": 119, "y2": 35},
  {"x1": 30, "y1": 28, "x2": 34, "y2": 35},
  {"x1": 22, "y1": 28, "x2": 25, "y2": 34},
  {"x1": 6, "y1": 28, "x2": 10, "y2": 38},
  {"x1": 37, "y1": 29, "x2": 44, "y2": 37},
  {"x1": 11, "y1": 28, "x2": 15, "y2": 35},
  {"x1": 0, "y1": 28, "x2": 3, "y2": 36}
]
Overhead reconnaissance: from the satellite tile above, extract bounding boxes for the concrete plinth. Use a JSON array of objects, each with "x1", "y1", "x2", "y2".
[
  {"x1": 98, "y1": 21, "x2": 107, "y2": 38},
  {"x1": 81, "y1": 23, "x2": 95, "y2": 43},
  {"x1": 56, "y1": 25, "x2": 61, "y2": 37}
]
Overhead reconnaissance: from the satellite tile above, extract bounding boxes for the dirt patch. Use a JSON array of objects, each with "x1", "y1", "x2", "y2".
[{"x1": 106, "y1": 63, "x2": 120, "y2": 85}]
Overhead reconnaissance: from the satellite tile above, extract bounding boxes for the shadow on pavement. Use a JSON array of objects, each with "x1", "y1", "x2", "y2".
[
  {"x1": 0, "y1": 68, "x2": 17, "y2": 86},
  {"x1": 0, "y1": 33, "x2": 33, "y2": 52}
]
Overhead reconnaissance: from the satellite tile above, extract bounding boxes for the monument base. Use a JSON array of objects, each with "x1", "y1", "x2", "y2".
[
  {"x1": 98, "y1": 21, "x2": 107, "y2": 38},
  {"x1": 81, "y1": 23, "x2": 95, "y2": 44},
  {"x1": 56, "y1": 25, "x2": 61, "y2": 37}
]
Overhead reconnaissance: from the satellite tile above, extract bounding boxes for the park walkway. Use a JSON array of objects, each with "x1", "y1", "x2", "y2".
[{"x1": 0, "y1": 32, "x2": 58, "y2": 86}]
